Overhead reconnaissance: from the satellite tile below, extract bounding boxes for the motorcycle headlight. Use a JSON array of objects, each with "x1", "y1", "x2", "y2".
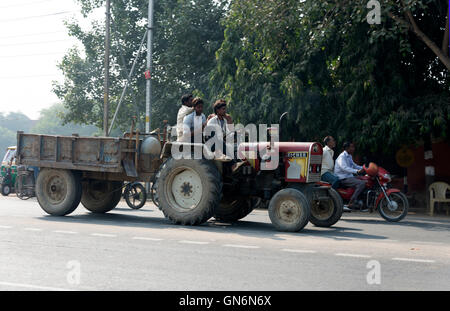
[{"x1": 383, "y1": 173, "x2": 391, "y2": 182}]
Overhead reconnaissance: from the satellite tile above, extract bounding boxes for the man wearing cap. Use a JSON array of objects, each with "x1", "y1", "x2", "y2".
[{"x1": 176, "y1": 94, "x2": 193, "y2": 141}]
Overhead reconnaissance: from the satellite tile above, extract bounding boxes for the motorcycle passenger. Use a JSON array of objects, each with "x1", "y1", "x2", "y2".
[
  {"x1": 334, "y1": 141, "x2": 366, "y2": 209},
  {"x1": 320, "y1": 136, "x2": 340, "y2": 189}
]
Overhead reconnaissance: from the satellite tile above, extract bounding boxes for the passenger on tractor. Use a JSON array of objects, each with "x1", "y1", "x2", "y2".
[
  {"x1": 182, "y1": 97, "x2": 206, "y2": 143},
  {"x1": 176, "y1": 94, "x2": 194, "y2": 141},
  {"x1": 334, "y1": 141, "x2": 366, "y2": 210},
  {"x1": 320, "y1": 135, "x2": 340, "y2": 189}
]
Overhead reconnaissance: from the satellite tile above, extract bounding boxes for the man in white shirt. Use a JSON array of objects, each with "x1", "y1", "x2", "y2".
[
  {"x1": 182, "y1": 97, "x2": 206, "y2": 143},
  {"x1": 320, "y1": 136, "x2": 340, "y2": 189},
  {"x1": 176, "y1": 94, "x2": 193, "y2": 141}
]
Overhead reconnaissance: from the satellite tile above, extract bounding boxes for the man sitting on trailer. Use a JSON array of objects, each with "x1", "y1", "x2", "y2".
[
  {"x1": 182, "y1": 97, "x2": 206, "y2": 143},
  {"x1": 176, "y1": 94, "x2": 193, "y2": 141}
]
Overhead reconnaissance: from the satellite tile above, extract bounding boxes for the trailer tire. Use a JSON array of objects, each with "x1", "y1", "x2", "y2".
[
  {"x1": 268, "y1": 188, "x2": 310, "y2": 232},
  {"x1": 36, "y1": 169, "x2": 82, "y2": 216},
  {"x1": 309, "y1": 187, "x2": 343, "y2": 227},
  {"x1": 81, "y1": 180, "x2": 123, "y2": 214},
  {"x1": 154, "y1": 158, "x2": 222, "y2": 225}
]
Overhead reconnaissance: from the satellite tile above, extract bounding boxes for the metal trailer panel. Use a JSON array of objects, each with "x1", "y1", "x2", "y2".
[{"x1": 16, "y1": 132, "x2": 125, "y2": 173}]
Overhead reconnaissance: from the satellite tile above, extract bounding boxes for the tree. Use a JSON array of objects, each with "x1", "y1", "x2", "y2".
[
  {"x1": 211, "y1": 0, "x2": 450, "y2": 158},
  {"x1": 53, "y1": 0, "x2": 227, "y2": 134},
  {"x1": 31, "y1": 103, "x2": 99, "y2": 136}
]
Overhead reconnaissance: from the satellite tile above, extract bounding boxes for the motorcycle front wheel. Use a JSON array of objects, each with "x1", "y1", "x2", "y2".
[{"x1": 378, "y1": 192, "x2": 409, "y2": 222}]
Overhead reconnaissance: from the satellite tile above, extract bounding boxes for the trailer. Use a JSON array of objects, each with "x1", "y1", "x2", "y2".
[{"x1": 16, "y1": 130, "x2": 163, "y2": 215}]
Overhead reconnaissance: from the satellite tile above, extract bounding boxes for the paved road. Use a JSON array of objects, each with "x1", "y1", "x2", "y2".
[{"x1": 0, "y1": 195, "x2": 449, "y2": 291}]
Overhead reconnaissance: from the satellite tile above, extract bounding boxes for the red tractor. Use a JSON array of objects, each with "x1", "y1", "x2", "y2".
[{"x1": 153, "y1": 126, "x2": 343, "y2": 232}]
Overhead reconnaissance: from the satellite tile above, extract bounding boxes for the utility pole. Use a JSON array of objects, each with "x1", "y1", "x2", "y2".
[
  {"x1": 103, "y1": 0, "x2": 111, "y2": 136},
  {"x1": 146, "y1": 0, "x2": 154, "y2": 133}
]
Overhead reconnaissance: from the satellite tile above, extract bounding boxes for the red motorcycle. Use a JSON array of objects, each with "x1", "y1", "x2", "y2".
[{"x1": 319, "y1": 163, "x2": 409, "y2": 222}]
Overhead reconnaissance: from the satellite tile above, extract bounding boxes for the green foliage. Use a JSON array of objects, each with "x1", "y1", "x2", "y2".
[
  {"x1": 211, "y1": 0, "x2": 450, "y2": 155},
  {"x1": 54, "y1": 0, "x2": 227, "y2": 134},
  {"x1": 31, "y1": 103, "x2": 99, "y2": 136}
]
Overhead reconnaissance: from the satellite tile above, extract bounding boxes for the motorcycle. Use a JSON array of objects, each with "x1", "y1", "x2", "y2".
[{"x1": 319, "y1": 163, "x2": 409, "y2": 222}]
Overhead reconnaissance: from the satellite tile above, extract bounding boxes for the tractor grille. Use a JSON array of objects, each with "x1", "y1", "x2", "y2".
[{"x1": 309, "y1": 155, "x2": 322, "y2": 164}]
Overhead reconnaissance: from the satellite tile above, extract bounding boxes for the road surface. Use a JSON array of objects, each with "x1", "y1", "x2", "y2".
[{"x1": 0, "y1": 195, "x2": 449, "y2": 291}]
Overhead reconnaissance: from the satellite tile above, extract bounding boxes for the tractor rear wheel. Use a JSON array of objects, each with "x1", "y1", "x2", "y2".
[
  {"x1": 154, "y1": 158, "x2": 222, "y2": 225},
  {"x1": 214, "y1": 195, "x2": 259, "y2": 222}
]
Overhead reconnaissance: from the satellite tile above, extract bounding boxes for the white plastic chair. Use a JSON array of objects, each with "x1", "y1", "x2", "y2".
[{"x1": 429, "y1": 182, "x2": 450, "y2": 216}]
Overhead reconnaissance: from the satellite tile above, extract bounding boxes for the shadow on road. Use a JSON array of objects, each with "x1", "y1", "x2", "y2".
[
  {"x1": 341, "y1": 216, "x2": 450, "y2": 232},
  {"x1": 37, "y1": 207, "x2": 390, "y2": 242}
]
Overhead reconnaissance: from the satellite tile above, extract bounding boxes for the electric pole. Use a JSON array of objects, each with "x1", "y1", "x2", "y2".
[
  {"x1": 103, "y1": 0, "x2": 111, "y2": 136},
  {"x1": 146, "y1": 0, "x2": 154, "y2": 133}
]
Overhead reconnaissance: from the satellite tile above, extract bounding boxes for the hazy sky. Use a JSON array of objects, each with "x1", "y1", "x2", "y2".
[{"x1": 0, "y1": 0, "x2": 103, "y2": 120}]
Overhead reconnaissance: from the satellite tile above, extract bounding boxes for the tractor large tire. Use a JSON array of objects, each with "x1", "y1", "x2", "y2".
[
  {"x1": 81, "y1": 180, "x2": 123, "y2": 214},
  {"x1": 309, "y1": 187, "x2": 343, "y2": 227},
  {"x1": 154, "y1": 158, "x2": 222, "y2": 225},
  {"x1": 268, "y1": 188, "x2": 310, "y2": 232},
  {"x1": 214, "y1": 195, "x2": 258, "y2": 222},
  {"x1": 35, "y1": 169, "x2": 82, "y2": 216}
]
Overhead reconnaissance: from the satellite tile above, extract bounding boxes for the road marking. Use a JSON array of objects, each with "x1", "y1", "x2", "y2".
[
  {"x1": 0, "y1": 281, "x2": 74, "y2": 291},
  {"x1": 53, "y1": 230, "x2": 78, "y2": 234},
  {"x1": 179, "y1": 240, "x2": 210, "y2": 245},
  {"x1": 392, "y1": 258, "x2": 436, "y2": 263},
  {"x1": 91, "y1": 233, "x2": 117, "y2": 237},
  {"x1": 132, "y1": 237, "x2": 163, "y2": 241},
  {"x1": 282, "y1": 249, "x2": 317, "y2": 254},
  {"x1": 223, "y1": 244, "x2": 260, "y2": 249},
  {"x1": 410, "y1": 241, "x2": 444, "y2": 245},
  {"x1": 335, "y1": 253, "x2": 372, "y2": 258},
  {"x1": 0, "y1": 225, "x2": 12, "y2": 229},
  {"x1": 24, "y1": 228, "x2": 42, "y2": 232}
]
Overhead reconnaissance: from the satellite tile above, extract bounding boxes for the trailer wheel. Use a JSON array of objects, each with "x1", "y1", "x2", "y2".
[
  {"x1": 154, "y1": 158, "x2": 222, "y2": 225},
  {"x1": 214, "y1": 195, "x2": 259, "y2": 222},
  {"x1": 36, "y1": 169, "x2": 82, "y2": 216},
  {"x1": 81, "y1": 180, "x2": 123, "y2": 214},
  {"x1": 268, "y1": 188, "x2": 310, "y2": 232},
  {"x1": 309, "y1": 187, "x2": 343, "y2": 227}
]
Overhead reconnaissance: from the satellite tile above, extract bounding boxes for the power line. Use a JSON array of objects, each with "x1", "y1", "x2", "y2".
[
  {"x1": 0, "y1": 52, "x2": 66, "y2": 58},
  {"x1": 0, "y1": 0, "x2": 56, "y2": 9},
  {"x1": 0, "y1": 30, "x2": 65, "y2": 39},
  {"x1": 0, "y1": 11, "x2": 74, "y2": 23},
  {"x1": 0, "y1": 39, "x2": 72, "y2": 47},
  {"x1": 0, "y1": 74, "x2": 59, "y2": 79}
]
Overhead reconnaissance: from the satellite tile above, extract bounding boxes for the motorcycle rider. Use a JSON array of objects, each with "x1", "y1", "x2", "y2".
[
  {"x1": 334, "y1": 141, "x2": 366, "y2": 210},
  {"x1": 320, "y1": 136, "x2": 340, "y2": 189}
]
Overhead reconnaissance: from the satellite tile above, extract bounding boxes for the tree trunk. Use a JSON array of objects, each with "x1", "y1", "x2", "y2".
[
  {"x1": 442, "y1": 8, "x2": 449, "y2": 56},
  {"x1": 388, "y1": 12, "x2": 450, "y2": 72}
]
